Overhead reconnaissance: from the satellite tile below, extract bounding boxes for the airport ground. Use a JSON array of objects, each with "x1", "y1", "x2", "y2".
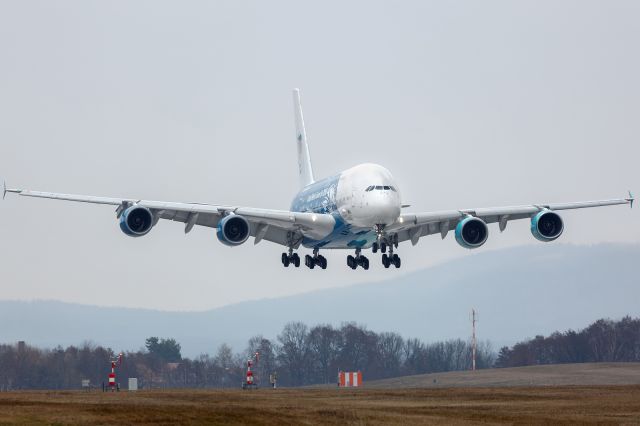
[
  {"x1": 1, "y1": 364, "x2": 640, "y2": 425},
  {"x1": 1, "y1": 386, "x2": 640, "y2": 425}
]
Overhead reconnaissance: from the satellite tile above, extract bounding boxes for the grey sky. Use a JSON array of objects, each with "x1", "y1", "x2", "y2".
[{"x1": 1, "y1": 1, "x2": 638, "y2": 310}]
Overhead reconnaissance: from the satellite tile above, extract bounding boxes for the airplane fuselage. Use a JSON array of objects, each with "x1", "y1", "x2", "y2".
[{"x1": 291, "y1": 163, "x2": 401, "y2": 249}]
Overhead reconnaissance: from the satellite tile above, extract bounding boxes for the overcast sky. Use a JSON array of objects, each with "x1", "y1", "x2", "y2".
[{"x1": 0, "y1": 0, "x2": 638, "y2": 311}]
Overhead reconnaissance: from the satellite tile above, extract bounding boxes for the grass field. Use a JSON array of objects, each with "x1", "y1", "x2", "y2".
[
  {"x1": 367, "y1": 362, "x2": 640, "y2": 388},
  {"x1": 2, "y1": 364, "x2": 640, "y2": 424},
  {"x1": 1, "y1": 386, "x2": 640, "y2": 425}
]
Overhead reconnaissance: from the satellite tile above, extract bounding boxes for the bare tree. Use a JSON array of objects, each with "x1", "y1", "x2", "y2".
[{"x1": 277, "y1": 322, "x2": 309, "y2": 386}]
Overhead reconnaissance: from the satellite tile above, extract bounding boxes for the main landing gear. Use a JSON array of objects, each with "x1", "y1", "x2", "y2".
[
  {"x1": 347, "y1": 248, "x2": 369, "y2": 270},
  {"x1": 281, "y1": 248, "x2": 300, "y2": 268},
  {"x1": 304, "y1": 248, "x2": 327, "y2": 269},
  {"x1": 382, "y1": 253, "x2": 401, "y2": 269},
  {"x1": 282, "y1": 248, "x2": 327, "y2": 269}
]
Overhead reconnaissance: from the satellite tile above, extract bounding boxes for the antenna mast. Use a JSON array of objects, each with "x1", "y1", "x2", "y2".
[{"x1": 470, "y1": 309, "x2": 478, "y2": 371}]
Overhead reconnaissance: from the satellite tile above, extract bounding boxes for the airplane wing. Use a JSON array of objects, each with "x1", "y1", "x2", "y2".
[
  {"x1": 388, "y1": 194, "x2": 634, "y2": 246},
  {"x1": 3, "y1": 187, "x2": 335, "y2": 248}
]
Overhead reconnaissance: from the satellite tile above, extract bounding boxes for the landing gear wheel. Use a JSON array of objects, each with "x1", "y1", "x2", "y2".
[
  {"x1": 372, "y1": 242, "x2": 378, "y2": 253},
  {"x1": 381, "y1": 242, "x2": 387, "y2": 253},
  {"x1": 382, "y1": 253, "x2": 390, "y2": 268},
  {"x1": 318, "y1": 255, "x2": 327, "y2": 269},
  {"x1": 362, "y1": 256, "x2": 370, "y2": 270},
  {"x1": 292, "y1": 253, "x2": 300, "y2": 267},
  {"x1": 281, "y1": 253, "x2": 288, "y2": 266},
  {"x1": 392, "y1": 254, "x2": 401, "y2": 268},
  {"x1": 305, "y1": 254, "x2": 315, "y2": 269},
  {"x1": 347, "y1": 255, "x2": 356, "y2": 269}
]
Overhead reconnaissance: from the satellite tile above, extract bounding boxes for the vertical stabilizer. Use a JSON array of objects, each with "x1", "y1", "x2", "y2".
[{"x1": 293, "y1": 89, "x2": 315, "y2": 188}]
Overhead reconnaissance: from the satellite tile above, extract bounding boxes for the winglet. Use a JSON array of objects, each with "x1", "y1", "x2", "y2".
[
  {"x1": 2, "y1": 181, "x2": 6, "y2": 200},
  {"x1": 628, "y1": 190, "x2": 634, "y2": 209}
]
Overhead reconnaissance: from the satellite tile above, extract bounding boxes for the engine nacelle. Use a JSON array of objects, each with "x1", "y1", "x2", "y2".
[
  {"x1": 216, "y1": 214, "x2": 250, "y2": 246},
  {"x1": 119, "y1": 205, "x2": 154, "y2": 237},
  {"x1": 455, "y1": 216, "x2": 489, "y2": 249},
  {"x1": 530, "y1": 210, "x2": 563, "y2": 242}
]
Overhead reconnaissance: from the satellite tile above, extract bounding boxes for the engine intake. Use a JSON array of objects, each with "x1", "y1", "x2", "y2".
[
  {"x1": 119, "y1": 205, "x2": 154, "y2": 237},
  {"x1": 455, "y1": 216, "x2": 488, "y2": 249},
  {"x1": 531, "y1": 210, "x2": 563, "y2": 242},
  {"x1": 217, "y1": 214, "x2": 250, "y2": 246}
]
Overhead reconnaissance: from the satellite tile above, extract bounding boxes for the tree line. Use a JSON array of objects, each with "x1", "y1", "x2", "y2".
[
  {"x1": 495, "y1": 316, "x2": 640, "y2": 367},
  {"x1": 5, "y1": 316, "x2": 636, "y2": 390},
  {"x1": 0, "y1": 322, "x2": 494, "y2": 390}
]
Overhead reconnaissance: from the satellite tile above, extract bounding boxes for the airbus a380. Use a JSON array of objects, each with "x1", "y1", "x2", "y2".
[{"x1": 4, "y1": 89, "x2": 634, "y2": 270}]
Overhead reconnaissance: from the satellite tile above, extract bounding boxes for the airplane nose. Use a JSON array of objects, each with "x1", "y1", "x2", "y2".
[{"x1": 369, "y1": 192, "x2": 400, "y2": 225}]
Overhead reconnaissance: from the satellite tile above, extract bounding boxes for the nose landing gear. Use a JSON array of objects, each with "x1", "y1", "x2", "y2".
[{"x1": 374, "y1": 225, "x2": 401, "y2": 268}]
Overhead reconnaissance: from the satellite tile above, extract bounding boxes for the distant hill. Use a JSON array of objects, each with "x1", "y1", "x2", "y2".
[
  {"x1": 366, "y1": 362, "x2": 640, "y2": 388},
  {"x1": 0, "y1": 243, "x2": 638, "y2": 357}
]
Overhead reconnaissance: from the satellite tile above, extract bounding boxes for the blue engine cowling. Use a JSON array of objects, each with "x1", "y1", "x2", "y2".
[
  {"x1": 530, "y1": 210, "x2": 563, "y2": 242},
  {"x1": 217, "y1": 214, "x2": 250, "y2": 246},
  {"x1": 455, "y1": 216, "x2": 489, "y2": 249},
  {"x1": 119, "y1": 205, "x2": 154, "y2": 237}
]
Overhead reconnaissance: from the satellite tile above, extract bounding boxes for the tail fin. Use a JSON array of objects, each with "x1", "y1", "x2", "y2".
[{"x1": 293, "y1": 88, "x2": 315, "y2": 188}]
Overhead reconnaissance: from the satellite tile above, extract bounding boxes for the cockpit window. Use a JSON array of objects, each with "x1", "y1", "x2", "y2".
[{"x1": 366, "y1": 185, "x2": 397, "y2": 191}]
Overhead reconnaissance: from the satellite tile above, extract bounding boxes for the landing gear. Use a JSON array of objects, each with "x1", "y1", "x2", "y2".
[
  {"x1": 305, "y1": 254, "x2": 315, "y2": 269},
  {"x1": 302, "y1": 248, "x2": 327, "y2": 270},
  {"x1": 374, "y1": 225, "x2": 401, "y2": 269},
  {"x1": 347, "y1": 249, "x2": 369, "y2": 270},
  {"x1": 371, "y1": 241, "x2": 386, "y2": 253},
  {"x1": 382, "y1": 253, "x2": 401, "y2": 268},
  {"x1": 281, "y1": 249, "x2": 300, "y2": 268}
]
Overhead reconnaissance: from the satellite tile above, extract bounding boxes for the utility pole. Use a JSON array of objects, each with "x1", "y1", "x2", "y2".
[{"x1": 470, "y1": 309, "x2": 478, "y2": 371}]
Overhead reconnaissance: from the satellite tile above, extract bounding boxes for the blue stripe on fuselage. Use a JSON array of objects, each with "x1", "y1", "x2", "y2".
[{"x1": 290, "y1": 175, "x2": 376, "y2": 249}]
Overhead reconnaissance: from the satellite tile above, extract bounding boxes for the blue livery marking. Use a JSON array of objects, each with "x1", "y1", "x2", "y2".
[{"x1": 290, "y1": 175, "x2": 376, "y2": 249}]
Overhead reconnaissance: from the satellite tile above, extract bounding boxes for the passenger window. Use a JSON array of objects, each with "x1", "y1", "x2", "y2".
[
  {"x1": 375, "y1": 186, "x2": 383, "y2": 190},
  {"x1": 383, "y1": 186, "x2": 390, "y2": 190}
]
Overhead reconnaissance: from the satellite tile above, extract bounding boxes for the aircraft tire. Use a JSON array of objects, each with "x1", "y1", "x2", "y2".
[
  {"x1": 347, "y1": 255, "x2": 355, "y2": 269},
  {"x1": 305, "y1": 254, "x2": 315, "y2": 269}
]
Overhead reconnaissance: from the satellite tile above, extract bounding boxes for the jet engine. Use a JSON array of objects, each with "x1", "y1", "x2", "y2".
[
  {"x1": 119, "y1": 205, "x2": 154, "y2": 237},
  {"x1": 216, "y1": 214, "x2": 251, "y2": 246},
  {"x1": 455, "y1": 216, "x2": 489, "y2": 249},
  {"x1": 530, "y1": 210, "x2": 563, "y2": 242}
]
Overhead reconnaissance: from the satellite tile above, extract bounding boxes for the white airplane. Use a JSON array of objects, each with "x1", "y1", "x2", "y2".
[{"x1": 4, "y1": 89, "x2": 634, "y2": 270}]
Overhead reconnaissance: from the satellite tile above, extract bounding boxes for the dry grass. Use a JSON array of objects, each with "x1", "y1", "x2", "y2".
[
  {"x1": 367, "y1": 362, "x2": 640, "y2": 388},
  {"x1": 0, "y1": 385, "x2": 639, "y2": 425}
]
